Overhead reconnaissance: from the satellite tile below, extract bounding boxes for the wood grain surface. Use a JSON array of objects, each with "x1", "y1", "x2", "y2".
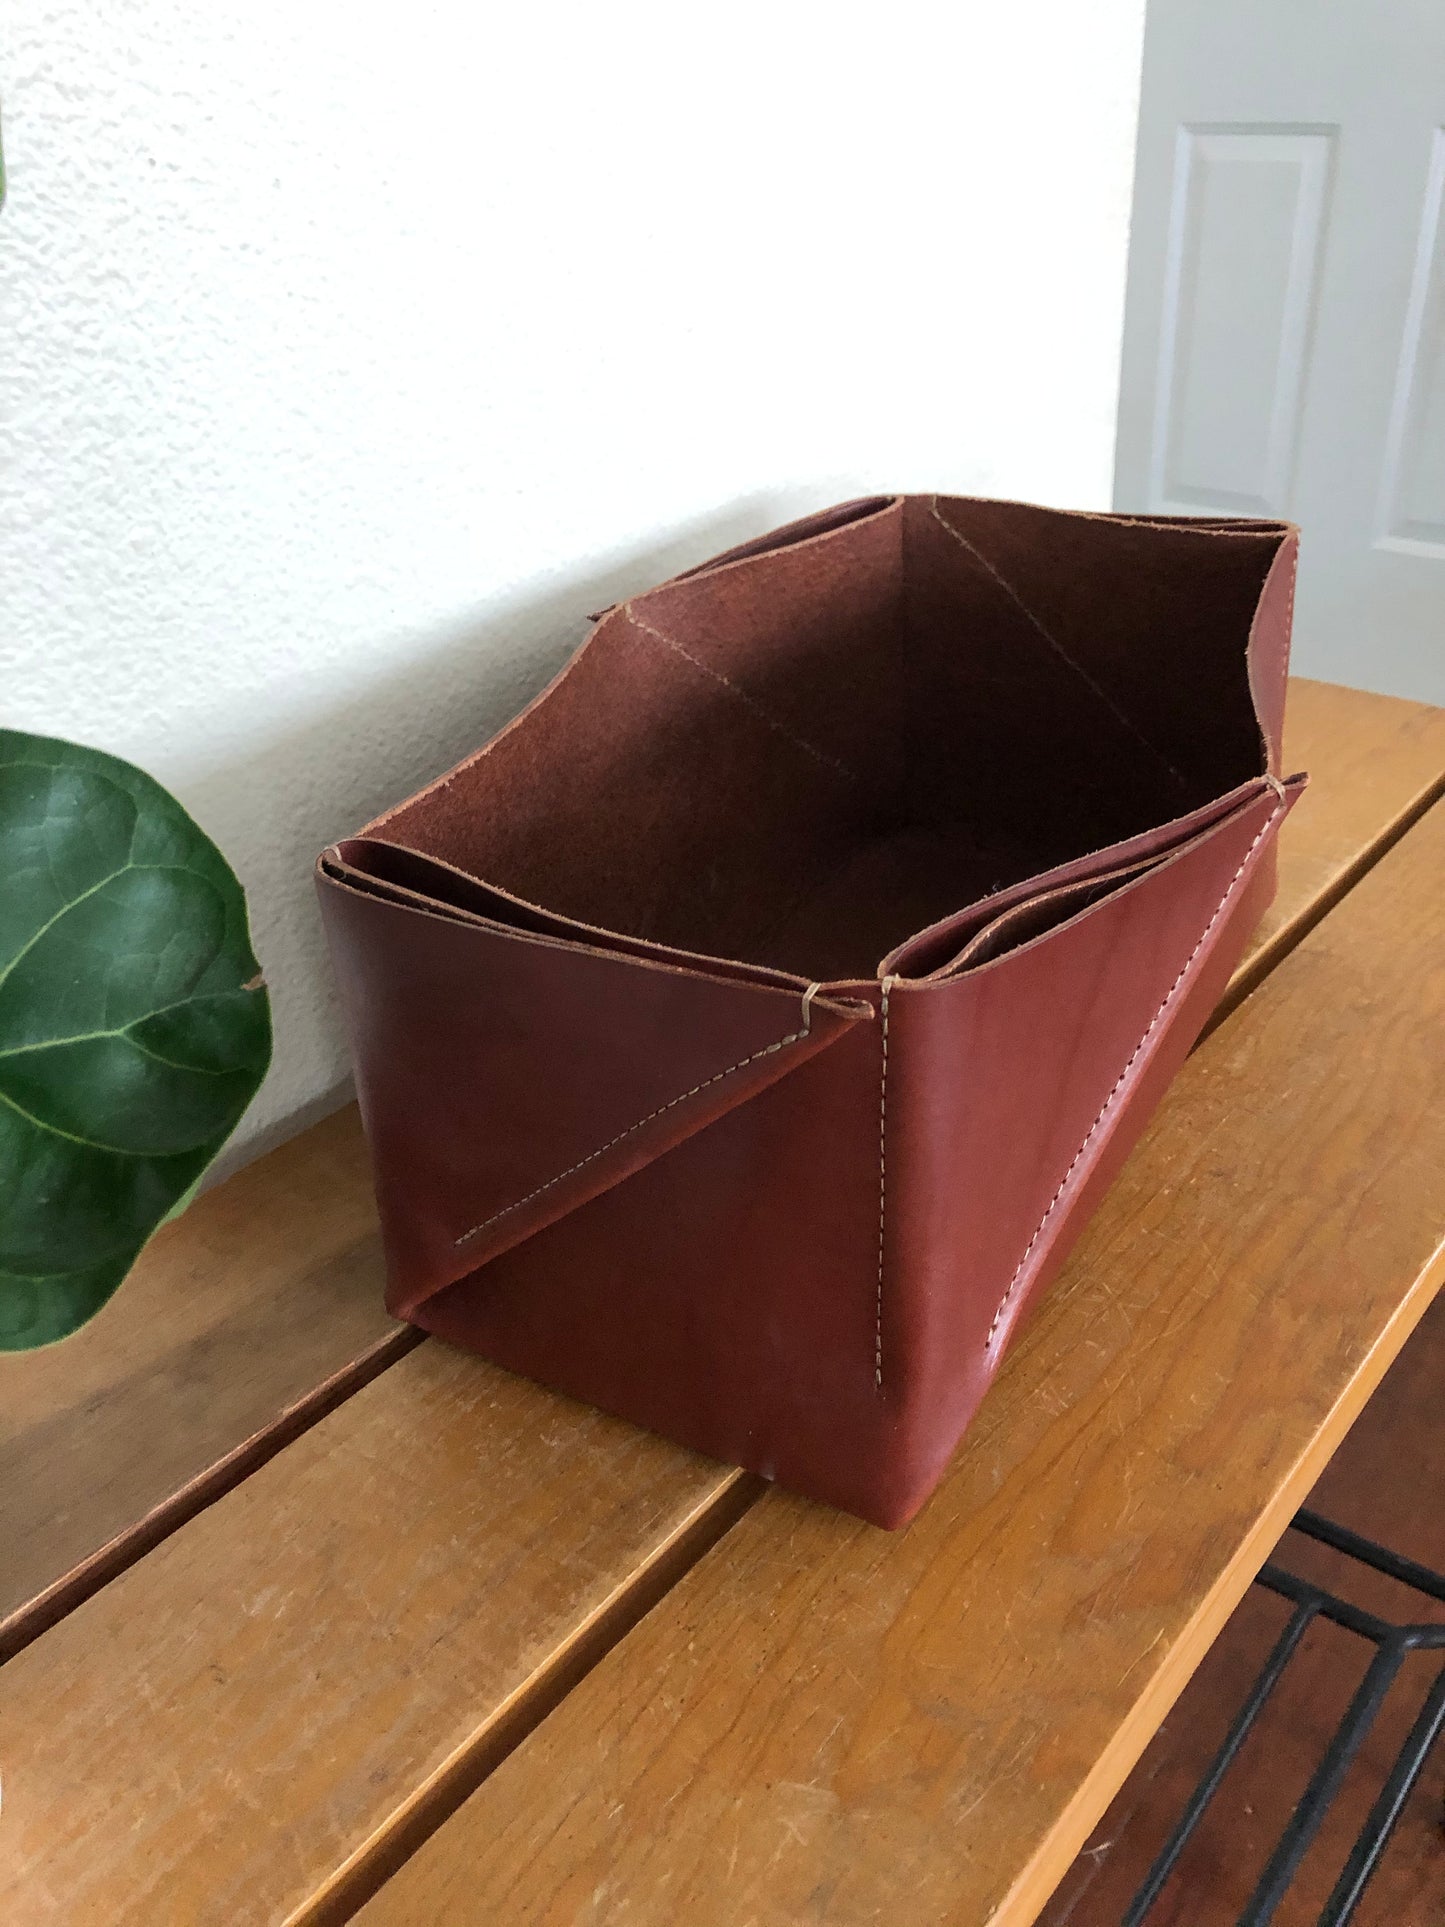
[
  {"x1": 1243, "y1": 677, "x2": 1445, "y2": 972},
  {"x1": 0, "y1": 1343, "x2": 748, "y2": 1925},
  {"x1": 0, "y1": 1104, "x2": 397, "y2": 1652},
  {"x1": 1, "y1": 678, "x2": 1440, "y2": 1663},
  {"x1": 1, "y1": 681, "x2": 1441, "y2": 1927},
  {"x1": 357, "y1": 800, "x2": 1445, "y2": 1927}
]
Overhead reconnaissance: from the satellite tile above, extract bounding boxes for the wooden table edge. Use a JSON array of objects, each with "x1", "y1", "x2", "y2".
[
  {"x1": 991, "y1": 1229, "x2": 1445, "y2": 1927},
  {"x1": 1211, "y1": 759, "x2": 1445, "y2": 1034}
]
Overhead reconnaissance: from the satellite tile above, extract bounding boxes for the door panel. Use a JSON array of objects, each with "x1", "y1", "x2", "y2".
[
  {"x1": 1379, "y1": 128, "x2": 1445, "y2": 554},
  {"x1": 1118, "y1": 2, "x2": 1445, "y2": 702},
  {"x1": 1153, "y1": 127, "x2": 1332, "y2": 515}
]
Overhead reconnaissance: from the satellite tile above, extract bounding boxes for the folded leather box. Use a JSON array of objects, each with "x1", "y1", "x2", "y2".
[{"x1": 318, "y1": 493, "x2": 1303, "y2": 1528}]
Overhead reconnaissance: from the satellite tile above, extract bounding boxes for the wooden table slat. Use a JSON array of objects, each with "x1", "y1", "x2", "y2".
[
  {"x1": 357, "y1": 802, "x2": 1445, "y2": 1927},
  {"x1": 0, "y1": 1105, "x2": 397, "y2": 1652},
  {"x1": 1235, "y1": 677, "x2": 1445, "y2": 982},
  {"x1": 0, "y1": 1347, "x2": 748, "y2": 1926}
]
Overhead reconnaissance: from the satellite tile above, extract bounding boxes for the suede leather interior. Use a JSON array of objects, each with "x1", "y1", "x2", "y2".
[{"x1": 365, "y1": 495, "x2": 1285, "y2": 982}]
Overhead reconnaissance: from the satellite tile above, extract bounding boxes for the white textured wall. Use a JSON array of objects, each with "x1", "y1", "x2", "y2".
[{"x1": 1, "y1": 0, "x2": 1148, "y2": 1162}]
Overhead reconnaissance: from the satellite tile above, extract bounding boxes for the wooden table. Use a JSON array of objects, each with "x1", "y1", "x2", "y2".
[{"x1": 2, "y1": 679, "x2": 1442, "y2": 1927}]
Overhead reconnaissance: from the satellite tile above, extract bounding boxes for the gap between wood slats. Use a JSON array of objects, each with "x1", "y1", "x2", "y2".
[
  {"x1": 0, "y1": 1325, "x2": 422, "y2": 1665},
  {"x1": 1198, "y1": 765, "x2": 1445, "y2": 1044},
  {"x1": 299, "y1": 1470, "x2": 765, "y2": 1927}
]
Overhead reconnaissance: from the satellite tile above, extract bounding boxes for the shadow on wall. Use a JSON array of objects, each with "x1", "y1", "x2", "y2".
[{"x1": 192, "y1": 487, "x2": 828, "y2": 1178}]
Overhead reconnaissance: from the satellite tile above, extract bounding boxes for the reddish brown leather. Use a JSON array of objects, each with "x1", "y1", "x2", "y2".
[{"x1": 317, "y1": 494, "x2": 1303, "y2": 1528}]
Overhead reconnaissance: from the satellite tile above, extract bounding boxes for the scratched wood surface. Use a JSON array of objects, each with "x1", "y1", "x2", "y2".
[
  {"x1": 0, "y1": 1104, "x2": 397, "y2": 1652},
  {"x1": 0, "y1": 1343, "x2": 748, "y2": 1925},
  {"x1": 0, "y1": 682, "x2": 1441, "y2": 1927},
  {"x1": 2, "y1": 678, "x2": 1440, "y2": 1662},
  {"x1": 355, "y1": 801, "x2": 1445, "y2": 1927}
]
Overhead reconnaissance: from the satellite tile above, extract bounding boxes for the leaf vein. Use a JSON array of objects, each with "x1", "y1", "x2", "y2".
[
  {"x1": 0, "y1": 863, "x2": 137, "y2": 994},
  {"x1": 0, "y1": 1082, "x2": 186, "y2": 1158}
]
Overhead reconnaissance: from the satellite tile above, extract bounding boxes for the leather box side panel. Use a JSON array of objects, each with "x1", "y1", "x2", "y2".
[
  {"x1": 315, "y1": 867, "x2": 866, "y2": 1315},
  {"x1": 879, "y1": 782, "x2": 1299, "y2": 1522}
]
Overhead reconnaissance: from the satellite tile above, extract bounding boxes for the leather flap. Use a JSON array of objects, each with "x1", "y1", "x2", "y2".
[{"x1": 317, "y1": 854, "x2": 872, "y2": 1317}]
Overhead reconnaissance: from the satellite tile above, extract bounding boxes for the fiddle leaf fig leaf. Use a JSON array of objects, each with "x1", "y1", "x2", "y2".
[{"x1": 0, "y1": 729, "x2": 272, "y2": 1349}]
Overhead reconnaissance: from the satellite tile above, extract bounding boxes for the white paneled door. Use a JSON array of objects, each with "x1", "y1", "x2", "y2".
[{"x1": 1116, "y1": 2, "x2": 1445, "y2": 702}]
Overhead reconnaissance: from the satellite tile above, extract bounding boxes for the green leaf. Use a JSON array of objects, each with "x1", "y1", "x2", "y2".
[{"x1": 0, "y1": 730, "x2": 272, "y2": 1348}]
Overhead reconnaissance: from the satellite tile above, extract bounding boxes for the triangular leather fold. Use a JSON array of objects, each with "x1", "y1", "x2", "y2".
[{"x1": 318, "y1": 851, "x2": 872, "y2": 1318}]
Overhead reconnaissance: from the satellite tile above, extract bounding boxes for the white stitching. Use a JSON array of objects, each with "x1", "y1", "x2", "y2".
[
  {"x1": 627, "y1": 607, "x2": 859, "y2": 783},
  {"x1": 1279, "y1": 546, "x2": 1299, "y2": 764},
  {"x1": 875, "y1": 976, "x2": 895, "y2": 1389},
  {"x1": 983, "y1": 797, "x2": 1286, "y2": 1351},
  {"x1": 453, "y1": 983, "x2": 823, "y2": 1248}
]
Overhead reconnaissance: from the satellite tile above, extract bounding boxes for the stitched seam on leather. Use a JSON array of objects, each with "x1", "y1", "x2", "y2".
[
  {"x1": 875, "y1": 976, "x2": 894, "y2": 1390},
  {"x1": 984, "y1": 799, "x2": 1285, "y2": 1351},
  {"x1": 1279, "y1": 549, "x2": 1298, "y2": 762},
  {"x1": 927, "y1": 498, "x2": 1190, "y2": 792},
  {"x1": 453, "y1": 984, "x2": 822, "y2": 1249},
  {"x1": 627, "y1": 607, "x2": 859, "y2": 783}
]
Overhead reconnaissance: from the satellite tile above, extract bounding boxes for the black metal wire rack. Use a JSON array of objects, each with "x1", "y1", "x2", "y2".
[{"x1": 1123, "y1": 1508, "x2": 1445, "y2": 1927}]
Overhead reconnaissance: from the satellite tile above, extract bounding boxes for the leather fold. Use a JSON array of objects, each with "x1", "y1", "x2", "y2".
[{"x1": 318, "y1": 849, "x2": 870, "y2": 1317}]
